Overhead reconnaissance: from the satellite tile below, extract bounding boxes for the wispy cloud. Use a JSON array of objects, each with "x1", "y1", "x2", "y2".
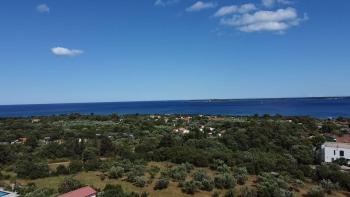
[
  {"x1": 262, "y1": 0, "x2": 292, "y2": 8},
  {"x1": 186, "y1": 1, "x2": 216, "y2": 12},
  {"x1": 214, "y1": 3, "x2": 256, "y2": 17},
  {"x1": 220, "y1": 7, "x2": 307, "y2": 33},
  {"x1": 154, "y1": 0, "x2": 180, "y2": 7},
  {"x1": 51, "y1": 47, "x2": 83, "y2": 57},
  {"x1": 36, "y1": 4, "x2": 50, "y2": 13}
]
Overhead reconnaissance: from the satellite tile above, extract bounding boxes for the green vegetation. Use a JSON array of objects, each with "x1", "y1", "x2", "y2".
[{"x1": 0, "y1": 114, "x2": 349, "y2": 196}]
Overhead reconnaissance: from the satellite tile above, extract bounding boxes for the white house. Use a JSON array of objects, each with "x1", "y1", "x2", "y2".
[{"x1": 321, "y1": 142, "x2": 350, "y2": 162}]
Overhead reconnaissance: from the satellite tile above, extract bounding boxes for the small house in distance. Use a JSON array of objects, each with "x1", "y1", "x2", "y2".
[
  {"x1": 57, "y1": 186, "x2": 96, "y2": 197},
  {"x1": 321, "y1": 142, "x2": 350, "y2": 163}
]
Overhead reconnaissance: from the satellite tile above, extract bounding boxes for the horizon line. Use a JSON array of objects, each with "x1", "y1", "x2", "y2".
[{"x1": 1, "y1": 95, "x2": 349, "y2": 106}]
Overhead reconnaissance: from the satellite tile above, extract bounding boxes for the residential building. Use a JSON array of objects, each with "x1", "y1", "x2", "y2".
[{"x1": 321, "y1": 142, "x2": 350, "y2": 163}]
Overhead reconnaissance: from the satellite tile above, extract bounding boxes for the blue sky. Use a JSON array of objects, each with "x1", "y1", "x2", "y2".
[{"x1": 0, "y1": 0, "x2": 349, "y2": 105}]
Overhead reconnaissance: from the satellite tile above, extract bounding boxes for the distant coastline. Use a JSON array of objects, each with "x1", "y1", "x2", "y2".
[
  {"x1": 0, "y1": 96, "x2": 350, "y2": 118},
  {"x1": 1, "y1": 96, "x2": 350, "y2": 106},
  {"x1": 188, "y1": 96, "x2": 350, "y2": 103}
]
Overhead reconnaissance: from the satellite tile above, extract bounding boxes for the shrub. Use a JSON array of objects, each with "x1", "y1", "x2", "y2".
[
  {"x1": 56, "y1": 164, "x2": 69, "y2": 175},
  {"x1": 154, "y1": 179, "x2": 169, "y2": 190},
  {"x1": 306, "y1": 186, "x2": 325, "y2": 197},
  {"x1": 191, "y1": 169, "x2": 214, "y2": 191},
  {"x1": 101, "y1": 184, "x2": 128, "y2": 197},
  {"x1": 200, "y1": 179, "x2": 214, "y2": 191},
  {"x1": 214, "y1": 173, "x2": 236, "y2": 189},
  {"x1": 240, "y1": 186, "x2": 257, "y2": 197},
  {"x1": 234, "y1": 167, "x2": 248, "y2": 185},
  {"x1": 182, "y1": 162, "x2": 194, "y2": 172},
  {"x1": 256, "y1": 173, "x2": 292, "y2": 197},
  {"x1": 68, "y1": 160, "x2": 83, "y2": 174},
  {"x1": 15, "y1": 161, "x2": 49, "y2": 179},
  {"x1": 148, "y1": 166, "x2": 160, "y2": 179},
  {"x1": 161, "y1": 165, "x2": 187, "y2": 182},
  {"x1": 133, "y1": 176, "x2": 146, "y2": 187},
  {"x1": 58, "y1": 177, "x2": 83, "y2": 194},
  {"x1": 23, "y1": 188, "x2": 55, "y2": 197},
  {"x1": 181, "y1": 180, "x2": 200, "y2": 194},
  {"x1": 108, "y1": 166, "x2": 124, "y2": 179},
  {"x1": 319, "y1": 179, "x2": 339, "y2": 194},
  {"x1": 224, "y1": 189, "x2": 235, "y2": 197},
  {"x1": 193, "y1": 169, "x2": 210, "y2": 182}
]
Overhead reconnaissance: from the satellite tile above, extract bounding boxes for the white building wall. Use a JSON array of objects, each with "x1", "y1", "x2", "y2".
[{"x1": 322, "y1": 146, "x2": 350, "y2": 162}]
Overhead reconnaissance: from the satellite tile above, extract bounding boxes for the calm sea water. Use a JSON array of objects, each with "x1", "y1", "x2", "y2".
[{"x1": 0, "y1": 98, "x2": 350, "y2": 118}]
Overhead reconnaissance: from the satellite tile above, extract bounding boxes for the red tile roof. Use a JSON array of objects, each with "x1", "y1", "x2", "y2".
[
  {"x1": 57, "y1": 186, "x2": 96, "y2": 197},
  {"x1": 336, "y1": 134, "x2": 350, "y2": 143}
]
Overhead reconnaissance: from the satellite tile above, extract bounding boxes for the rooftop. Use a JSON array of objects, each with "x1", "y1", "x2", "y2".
[
  {"x1": 336, "y1": 134, "x2": 350, "y2": 143},
  {"x1": 57, "y1": 186, "x2": 96, "y2": 197},
  {"x1": 323, "y1": 142, "x2": 350, "y2": 149}
]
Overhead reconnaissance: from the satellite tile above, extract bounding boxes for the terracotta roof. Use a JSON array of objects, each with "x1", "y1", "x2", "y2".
[
  {"x1": 336, "y1": 134, "x2": 350, "y2": 143},
  {"x1": 57, "y1": 186, "x2": 96, "y2": 197}
]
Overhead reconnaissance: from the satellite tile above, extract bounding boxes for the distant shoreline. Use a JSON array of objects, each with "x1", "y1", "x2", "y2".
[{"x1": 1, "y1": 96, "x2": 350, "y2": 106}]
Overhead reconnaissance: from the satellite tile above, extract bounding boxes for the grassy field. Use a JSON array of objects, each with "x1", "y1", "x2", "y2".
[{"x1": 9, "y1": 161, "x2": 348, "y2": 197}]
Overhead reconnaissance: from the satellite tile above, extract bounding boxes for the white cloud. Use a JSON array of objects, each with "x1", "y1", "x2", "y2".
[
  {"x1": 220, "y1": 7, "x2": 306, "y2": 32},
  {"x1": 214, "y1": 5, "x2": 238, "y2": 17},
  {"x1": 36, "y1": 4, "x2": 50, "y2": 13},
  {"x1": 239, "y1": 4, "x2": 257, "y2": 13},
  {"x1": 51, "y1": 47, "x2": 83, "y2": 57},
  {"x1": 214, "y1": 3, "x2": 256, "y2": 17},
  {"x1": 155, "y1": 0, "x2": 180, "y2": 6},
  {"x1": 186, "y1": 1, "x2": 216, "y2": 12},
  {"x1": 262, "y1": 0, "x2": 292, "y2": 7}
]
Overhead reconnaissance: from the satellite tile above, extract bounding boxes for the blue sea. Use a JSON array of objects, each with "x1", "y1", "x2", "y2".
[{"x1": 0, "y1": 97, "x2": 350, "y2": 118}]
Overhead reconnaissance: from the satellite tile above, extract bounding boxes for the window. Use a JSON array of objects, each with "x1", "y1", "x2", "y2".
[
  {"x1": 340, "y1": 150, "x2": 344, "y2": 157},
  {"x1": 334, "y1": 150, "x2": 336, "y2": 155}
]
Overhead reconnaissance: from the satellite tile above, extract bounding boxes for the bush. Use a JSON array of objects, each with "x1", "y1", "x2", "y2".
[
  {"x1": 108, "y1": 166, "x2": 124, "y2": 179},
  {"x1": 56, "y1": 164, "x2": 69, "y2": 175},
  {"x1": 256, "y1": 173, "x2": 292, "y2": 197},
  {"x1": 23, "y1": 188, "x2": 55, "y2": 197},
  {"x1": 133, "y1": 176, "x2": 146, "y2": 187},
  {"x1": 192, "y1": 169, "x2": 210, "y2": 182},
  {"x1": 234, "y1": 167, "x2": 248, "y2": 185},
  {"x1": 240, "y1": 186, "x2": 257, "y2": 197},
  {"x1": 161, "y1": 165, "x2": 187, "y2": 182},
  {"x1": 224, "y1": 189, "x2": 235, "y2": 197},
  {"x1": 15, "y1": 160, "x2": 49, "y2": 179},
  {"x1": 148, "y1": 166, "x2": 160, "y2": 179},
  {"x1": 200, "y1": 179, "x2": 214, "y2": 191},
  {"x1": 58, "y1": 177, "x2": 83, "y2": 194},
  {"x1": 181, "y1": 180, "x2": 200, "y2": 194},
  {"x1": 319, "y1": 179, "x2": 339, "y2": 194},
  {"x1": 182, "y1": 162, "x2": 194, "y2": 172},
  {"x1": 306, "y1": 186, "x2": 325, "y2": 197},
  {"x1": 191, "y1": 169, "x2": 214, "y2": 191},
  {"x1": 101, "y1": 184, "x2": 131, "y2": 197},
  {"x1": 68, "y1": 160, "x2": 83, "y2": 174},
  {"x1": 214, "y1": 173, "x2": 236, "y2": 189},
  {"x1": 154, "y1": 179, "x2": 169, "y2": 190}
]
